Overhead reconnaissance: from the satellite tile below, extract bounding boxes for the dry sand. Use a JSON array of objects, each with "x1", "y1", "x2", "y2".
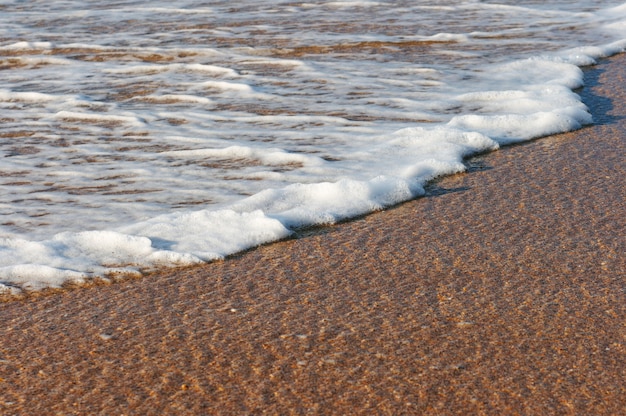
[{"x1": 1, "y1": 54, "x2": 625, "y2": 415}]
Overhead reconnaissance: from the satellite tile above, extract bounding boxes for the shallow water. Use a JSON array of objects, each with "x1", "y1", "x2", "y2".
[{"x1": 1, "y1": 1, "x2": 626, "y2": 291}]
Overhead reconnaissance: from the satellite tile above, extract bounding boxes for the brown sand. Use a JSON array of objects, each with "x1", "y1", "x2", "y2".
[{"x1": 1, "y1": 54, "x2": 625, "y2": 415}]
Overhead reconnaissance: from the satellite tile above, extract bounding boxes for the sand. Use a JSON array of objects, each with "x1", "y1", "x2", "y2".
[{"x1": 1, "y1": 53, "x2": 625, "y2": 415}]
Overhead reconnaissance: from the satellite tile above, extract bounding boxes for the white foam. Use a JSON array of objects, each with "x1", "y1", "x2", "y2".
[
  {"x1": 231, "y1": 177, "x2": 422, "y2": 228},
  {"x1": 488, "y1": 59, "x2": 586, "y2": 90},
  {"x1": 0, "y1": 41, "x2": 54, "y2": 51},
  {"x1": 53, "y1": 110, "x2": 145, "y2": 126},
  {"x1": 200, "y1": 80, "x2": 255, "y2": 92},
  {"x1": 0, "y1": 265, "x2": 88, "y2": 291},
  {"x1": 0, "y1": 90, "x2": 57, "y2": 102},
  {"x1": 162, "y1": 145, "x2": 325, "y2": 166},
  {"x1": 449, "y1": 109, "x2": 592, "y2": 144},
  {"x1": 120, "y1": 209, "x2": 292, "y2": 260}
]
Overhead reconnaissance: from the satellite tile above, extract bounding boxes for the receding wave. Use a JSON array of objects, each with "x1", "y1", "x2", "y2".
[{"x1": 0, "y1": 0, "x2": 625, "y2": 292}]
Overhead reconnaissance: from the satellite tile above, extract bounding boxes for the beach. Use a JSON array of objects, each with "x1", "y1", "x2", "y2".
[
  {"x1": 3, "y1": 1, "x2": 626, "y2": 291},
  {"x1": 1, "y1": 50, "x2": 625, "y2": 415}
]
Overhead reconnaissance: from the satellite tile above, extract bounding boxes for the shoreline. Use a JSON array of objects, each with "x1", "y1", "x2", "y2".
[{"x1": 1, "y1": 53, "x2": 624, "y2": 414}]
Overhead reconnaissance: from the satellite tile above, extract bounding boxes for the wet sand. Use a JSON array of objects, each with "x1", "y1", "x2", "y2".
[{"x1": 1, "y1": 54, "x2": 625, "y2": 415}]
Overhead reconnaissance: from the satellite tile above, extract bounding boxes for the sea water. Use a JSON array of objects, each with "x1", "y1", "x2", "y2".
[{"x1": 1, "y1": 0, "x2": 626, "y2": 292}]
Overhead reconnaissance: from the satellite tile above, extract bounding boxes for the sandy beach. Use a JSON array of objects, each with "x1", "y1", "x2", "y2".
[{"x1": 1, "y1": 52, "x2": 625, "y2": 414}]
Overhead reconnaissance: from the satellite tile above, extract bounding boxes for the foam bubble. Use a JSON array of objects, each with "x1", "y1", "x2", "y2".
[
  {"x1": 0, "y1": 265, "x2": 88, "y2": 291},
  {"x1": 120, "y1": 209, "x2": 292, "y2": 260},
  {"x1": 449, "y1": 109, "x2": 592, "y2": 144},
  {"x1": 231, "y1": 177, "x2": 422, "y2": 228}
]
